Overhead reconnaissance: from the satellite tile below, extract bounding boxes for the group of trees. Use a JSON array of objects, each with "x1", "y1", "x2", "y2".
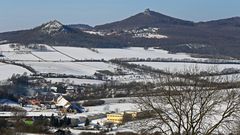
[
  {"x1": 82, "y1": 99, "x2": 105, "y2": 107},
  {"x1": 0, "y1": 118, "x2": 10, "y2": 134},
  {"x1": 50, "y1": 114, "x2": 71, "y2": 127},
  {"x1": 14, "y1": 115, "x2": 49, "y2": 134},
  {"x1": 0, "y1": 115, "x2": 72, "y2": 134},
  {"x1": 135, "y1": 67, "x2": 240, "y2": 135}
]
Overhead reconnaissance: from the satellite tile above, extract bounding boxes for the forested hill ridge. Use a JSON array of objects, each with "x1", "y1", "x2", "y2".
[
  {"x1": 95, "y1": 9, "x2": 195, "y2": 30},
  {"x1": 1, "y1": 9, "x2": 240, "y2": 58},
  {"x1": 0, "y1": 20, "x2": 126, "y2": 48}
]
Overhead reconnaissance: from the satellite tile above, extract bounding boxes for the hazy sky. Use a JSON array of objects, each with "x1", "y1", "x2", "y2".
[{"x1": 0, "y1": 0, "x2": 240, "y2": 32}]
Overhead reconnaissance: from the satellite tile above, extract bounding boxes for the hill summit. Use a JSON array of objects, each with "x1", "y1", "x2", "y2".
[{"x1": 95, "y1": 9, "x2": 194, "y2": 30}]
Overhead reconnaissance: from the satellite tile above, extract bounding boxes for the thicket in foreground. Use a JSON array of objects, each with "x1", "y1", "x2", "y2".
[{"x1": 135, "y1": 67, "x2": 240, "y2": 135}]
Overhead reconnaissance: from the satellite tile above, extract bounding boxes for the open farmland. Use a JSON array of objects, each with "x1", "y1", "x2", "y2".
[
  {"x1": 1, "y1": 43, "x2": 240, "y2": 83},
  {"x1": 0, "y1": 44, "x2": 73, "y2": 61},
  {"x1": 22, "y1": 62, "x2": 117, "y2": 76},
  {"x1": 1, "y1": 44, "x2": 199, "y2": 62},
  {"x1": 54, "y1": 46, "x2": 197, "y2": 60},
  {"x1": 1, "y1": 52, "x2": 41, "y2": 61},
  {"x1": 0, "y1": 62, "x2": 31, "y2": 81},
  {"x1": 31, "y1": 51, "x2": 73, "y2": 61},
  {"x1": 130, "y1": 62, "x2": 240, "y2": 73},
  {"x1": 45, "y1": 78, "x2": 105, "y2": 85}
]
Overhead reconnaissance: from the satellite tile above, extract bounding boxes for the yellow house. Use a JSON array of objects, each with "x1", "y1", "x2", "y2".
[
  {"x1": 107, "y1": 111, "x2": 151, "y2": 124},
  {"x1": 107, "y1": 112, "x2": 132, "y2": 124}
]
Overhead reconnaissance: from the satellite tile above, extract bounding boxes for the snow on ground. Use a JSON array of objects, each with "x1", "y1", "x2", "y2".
[
  {"x1": 31, "y1": 44, "x2": 56, "y2": 51},
  {"x1": 133, "y1": 33, "x2": 168, "y2": 39},
  {"x1": 0, "y1": 44, "x2": 39, "y2": 61},
  {"x1": 23, "y1": 62, "x2": 117, "y2": 76},
  {"x1": 0, "y1": 62, "x2": 31, "y2": 81},
  {"x1": 85, "y1": 103, "x2": 138, "y2": 113},
  {"x1": 130, "y1": 62, "x2": 240, "y2": 73},
  {"x1": 108, "y1": 74, "x2": 155, "y2": 83},
  {"x1": 41, "y1": 20, "x2": 64, "y2": 34},
  {"x1": 32, "y1": 51, "x2": 73, "y2": 61},
  {"x1": 69, "y1": 129, "x2": 100, "y2": 135},
  {"x1": 107, "y1": 128, "x2": 136, "y2": 135},
  {"x1": 0, "y1": 99, "x2": 21, "y2": 107},
  {"x1": 0, "y1": 111, "x2": 58, "y2": 117},
  {"x1": 0, "y1": 40, "x2": 8, "y2": 44},
  {"x1": 101, "y1": 97, "x2": 136, "y2": 104},
  {"x1": 203, "y1": 74, "x2": 240, "y2": 82},
  {"x1": 45, "y1": 78, "x2": 105, "y2": 85},
  {"x1": 1, "y1": 44, "x2": 199, "y2": 61},
  {"x1": 0, "y1": 44, "x2": 16, "y2": 51},
  {"x1": 0, "y1": 44, "x2": 73, "y2": 61},
  {"x1": 53, "y1": 47, "x2": 100, "y2": 60},
  {"x1": 54, "y1": 47, "x2": 196, "y2": 60},
  {"x1": 1, "y1": 52, "x2": 40, "y2": 61},
  {"x1": 84, "y1": 31, "x2": 105, "y2": 36}
]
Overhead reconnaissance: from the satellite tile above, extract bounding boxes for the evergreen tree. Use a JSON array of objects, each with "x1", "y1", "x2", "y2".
[{"x1": 84, "y1": 118, "x2": 90, "y2": 126}]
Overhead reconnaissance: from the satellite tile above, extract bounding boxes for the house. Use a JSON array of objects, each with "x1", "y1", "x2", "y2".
[
  {"x1": 69, "y1": 103, "x2": 85, "y2": 113},
  {"x1": 55, "y1": 96, "x2": 71, "y2": 109},
  {"x1": 107, "y1": 111, "x2": 149, "y2": 124},
  {"x1": 107, "y1": 112, "x2": 132, "y2": 124},
  {"x1": 55, "y1": 96, "x2": 84, "y2": 113},
  {"x1": 50, "y1": 86, "x2": 58, "y2": 92},
  {"x1": 124, "y1": 110, "x2": 147, "y2": 119},
  {"x1": 66, "y1": 86, "x2": 77, "y2": 95},
  {"x1": 27, "y1": 99, "x2": 41, "y2": 106}
]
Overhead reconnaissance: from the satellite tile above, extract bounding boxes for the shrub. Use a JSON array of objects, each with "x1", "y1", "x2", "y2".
[{"x1": 82, "y1": 99, "x2": 105, "y2": 106}]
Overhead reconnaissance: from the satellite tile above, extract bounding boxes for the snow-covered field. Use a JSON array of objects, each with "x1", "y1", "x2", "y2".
[
  {"x1": 32, "y1": 51, "x2": 73, "y2": 61},
  {"x1": 84, "y1": 31, "x2": 105, "y2": 36},
  {"x1": 1, "y1": 52, "x2": 40, "y2": 61},
  {"x1": 54, "y1": 47, "x2": 196, "y2": 60},
  {"x1": 108, "y1": 74, "x2": 154, "y2": 83},
  {"x1": 2, "y1": 43, "x2": 240, "y2": 82},
  {"x1": 0, "y1": 62, "x2": 31, "y2": 81},
  {"x1": 45, "y1": 78, "x2": 105, "y2": 85},
  {"x1": 22, "y1": 62, "x2": 117, "y2": 76},
  {"x1": 1, "y1": 44, "x2": 199, "y2": 61},
  {"x1": 133, "y1": 33, "x2": 168, "y2": 39},
  {"x1": 130, "y1": 62, "x2": 240, "y2": 72},
  {"x1": 0, "y1": 44, "x2": 73, "y2": 61},
  {"x1": 84, "y1": 103, "x2": 138, "y2": 113}
]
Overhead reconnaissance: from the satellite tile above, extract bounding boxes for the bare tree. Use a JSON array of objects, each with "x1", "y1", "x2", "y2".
[{"x1": 135, "y1": 67, "x2": 240, "y2": 135}]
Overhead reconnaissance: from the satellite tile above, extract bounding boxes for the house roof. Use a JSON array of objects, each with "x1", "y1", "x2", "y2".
[{"x1": 56, "y1": 96, "x2": 71, "y2": 108}]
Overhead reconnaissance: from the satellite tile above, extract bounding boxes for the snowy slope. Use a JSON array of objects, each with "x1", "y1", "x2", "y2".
[
  {"x1": 0, "y1": 44, "x2": 73, "y2": 61},
  {"x1": 0, "y1": 62, "x2": 31, "y2": 81},
  {"x1": 1, "y1": 44, "x2": 198, "y2": 61},
  {"x1": 45, "y1": 78, "x2": 105, "y2": 85},
  {"x1": 1, "y1": 52, "x2": 40, "y2": 61},
  {"x1": 32, "y1": 51, "x2": 73, "y2": 61},
  {"x1": 23, "y1": 62, "x2": 117, "y2": 76},
  {"x1": 40, "y1": 20, "x2": 65, "y2": 34},
  {"x1": 130, "y1": 62, "x2": 240, "y2": 72},
  {"x1": 54, "y1": 47, "x2": 196, "y2": 60},
  {"x1": 85, "y1": 103, "x2": 137, "y2": 113}
]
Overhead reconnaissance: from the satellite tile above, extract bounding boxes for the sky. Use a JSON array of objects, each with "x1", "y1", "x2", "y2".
[{"x1": 0, "y1": 0, "x2": 240, "y2": 32}]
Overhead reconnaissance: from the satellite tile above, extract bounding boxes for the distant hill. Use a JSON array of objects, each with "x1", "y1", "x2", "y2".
[
  {"x1": 197, "y1": 17, "x2": 240, "y2": 27},
  {"x1": 68, "y1": 24, "x2": 93, "y2": 30},
  {"x1": 0, "y1": 20, "x2": 126, "y2": 48},
  {"x1": 95, "y1": 9, "x2": 240, "y2": 58},
  {"x1": 1, "y1": 9, "x2": 240, "y2": 58},
  {"x1": 95, "y1": 9, "x2": 194, "y2": 31}
]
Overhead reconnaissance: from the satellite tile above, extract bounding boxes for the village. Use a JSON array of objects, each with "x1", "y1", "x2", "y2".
[
  {"x1": 0, "y1": 94, "x2": 146, "y2": 134},
  {"x1": 0, "y1": 72, "x2": 148, "y2": 134}
]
